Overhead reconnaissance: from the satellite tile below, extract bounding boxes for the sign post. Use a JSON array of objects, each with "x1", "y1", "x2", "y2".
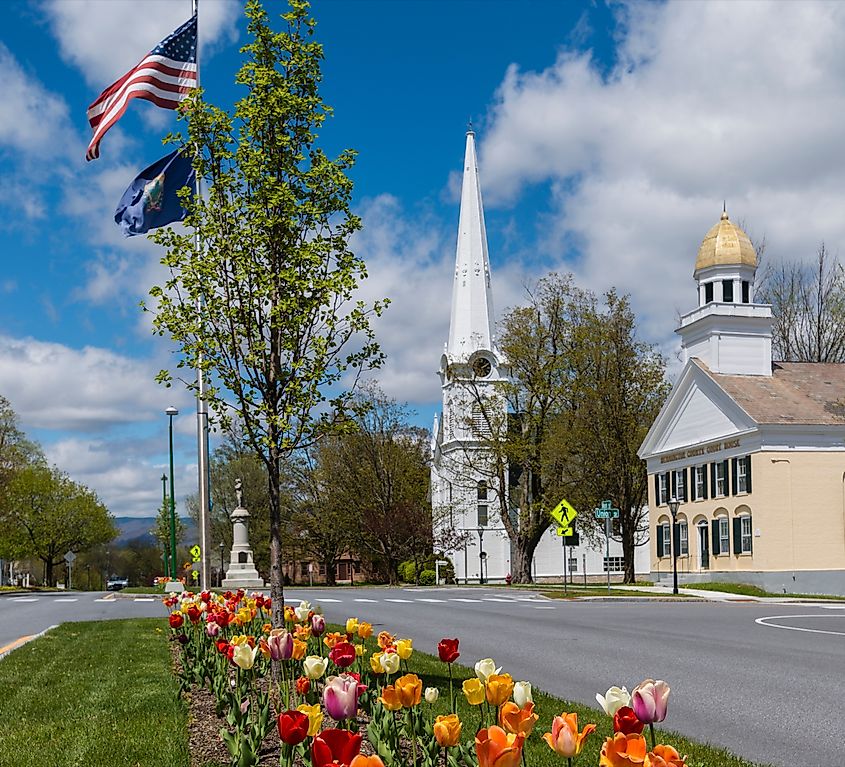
[
  {"x1": 64, "y1": 551, "x2": 76, "y2": 590},
  {"x1": 593, "y1": 500, "x2": 620, "y2": 594},
  {"x1": 551, "y1": 498, "x2": 577, "y2": 593}
]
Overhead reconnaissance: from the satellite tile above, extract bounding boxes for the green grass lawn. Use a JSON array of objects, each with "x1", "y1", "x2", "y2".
[
  {"x1": 538, "y1": 585, "x2": 691, "y2": 598},
  {"x1": 683, "y1": 581, "x2": 845, "y2": 600},
  {"x1": 0, "y1": 618, "x2": 188, "y2": 767}
]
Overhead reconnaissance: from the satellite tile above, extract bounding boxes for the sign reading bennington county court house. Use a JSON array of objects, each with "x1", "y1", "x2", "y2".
[{"x1": 660, "y1": 438, "x2": 741, "y2": 464}]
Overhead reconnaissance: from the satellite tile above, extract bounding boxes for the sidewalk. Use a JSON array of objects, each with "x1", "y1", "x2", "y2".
[{"x1": 611, "y1": 583, "x2": 837, "y2": 603}]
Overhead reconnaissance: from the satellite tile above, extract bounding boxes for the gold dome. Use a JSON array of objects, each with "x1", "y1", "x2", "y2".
[{"x1": 694, "y1": 210, "x2": 756, "y2": 273}]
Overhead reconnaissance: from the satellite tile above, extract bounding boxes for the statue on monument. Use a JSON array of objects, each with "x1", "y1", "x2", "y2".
[{"x1": 221, "y1": 477, "x2": 265, "y2": 588}]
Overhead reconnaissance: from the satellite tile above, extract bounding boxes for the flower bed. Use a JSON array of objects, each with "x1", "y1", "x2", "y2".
[{"x1": 166, "y1": 590, "x2": 725, "y2": 767}]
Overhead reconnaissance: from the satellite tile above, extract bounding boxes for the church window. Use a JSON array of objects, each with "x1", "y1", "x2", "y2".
[
  {"x1": 471, "y1": 403, "x2": 491, "y2": 437},
  {"x1": 742, "y1": 281, "x2": 750, "y2": 303},
  {"x1": 477, "y1": 481, "x2": 488, "y2": 526},
  {"x1": 722, "y1": 280, "x2": 734, "y2": 302},
  {"x1": 704, "y1": 282, "x2": 714, "y2": 303}
]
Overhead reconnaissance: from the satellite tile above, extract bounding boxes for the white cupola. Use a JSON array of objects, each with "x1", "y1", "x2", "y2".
[{"x1": 677, "y1": 209, "x2": 773, "y2": 376}]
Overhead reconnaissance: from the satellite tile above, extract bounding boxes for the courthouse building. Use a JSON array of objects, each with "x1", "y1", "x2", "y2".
[{"x1": 639, "y1": 211, "x2": 845, "y2": 595}]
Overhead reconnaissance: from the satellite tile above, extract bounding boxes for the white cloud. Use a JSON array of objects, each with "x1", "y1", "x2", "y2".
[
  {"x1": 0, "y1": 43, "x2": 73, "y2": 156},
  {"x1": 0, "y1": 335, "x2": 190, "y2": 431},
  {"x1": 42, "y1": 0, "x2": 241, "y2": 88},
  {"x1": 479, "y1": 0, "x2": 845, "y2": 355}
]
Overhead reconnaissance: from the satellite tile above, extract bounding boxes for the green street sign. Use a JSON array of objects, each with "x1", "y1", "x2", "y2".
[
  {"x1": 190, "y1": 545, "x2": 202, "y2": 562},
  {"x1": 594, "y1": 499, "x2": 619, "y2": 519}
]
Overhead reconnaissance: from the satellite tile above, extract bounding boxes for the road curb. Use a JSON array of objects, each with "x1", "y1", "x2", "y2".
[{"x1": 0, "y1": 624, "x2": 58, "y2": 660}]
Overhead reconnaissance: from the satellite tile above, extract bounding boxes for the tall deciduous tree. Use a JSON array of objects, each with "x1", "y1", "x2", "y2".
[
  {"x1": 150, "y1": 498, "x2": 185, "y2": 575},
  {"x1": 2, "y1": 465, "x2": 117, "y2": 585},
  {"x1": 148, "y1": 0, "x2": 385, "y2": 621},
  {"x1": 756, "y1": 243, "x2": 845, "y2": 362}
]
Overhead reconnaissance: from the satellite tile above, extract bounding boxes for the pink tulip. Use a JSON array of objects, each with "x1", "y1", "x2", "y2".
[
  {"x1": 323, "y1": 674, "x2": 359, "y2": 721},
  {"x1": 205, "y1": 621, "x2": 220, "y2": 638},
  {"x1": 267, "y1": 628, "x2": 294, "y2": 660},
  {"x1": 311, "y1": 614, "x2": 326, "y2": 636},
  {"x1": 631, "y1": 679, "x2": 670, "y2": 724}
]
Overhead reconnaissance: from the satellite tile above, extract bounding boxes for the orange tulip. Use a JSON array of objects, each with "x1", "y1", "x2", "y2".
[
  {"x1": 646, "y1": 745, "x2": 686, "y2": 767},
  {"x1": 377, "y1": 630, "x2": 395, "y2": 650},
  {"x1": 292, "y1": 639, "x2": 307, "y2": 660},
  {"x1": 294, "y1": 623, "x2": 312, "y2": 641},
  {"x1": 350, "y1": 756, "x2": 385, "y2": 767},
  {"x1": 379, "y1": 685, "x2": 402, "y2": 711},
  {"x1": 600, "y1": 733, "x2": 648, "y2": 766},
  {"x1": 476, "y1": 726, "x2": 525, "y2": 767},
  {"x1": 434, "y1": 714, "x2": 462, "y2": 747},
  {"x1": 358, "y1": 621, "x2": 373, "y2": 639},
  {"x1": 323, "y1": 631, "x2": 345, "y2": 649},
  {"x1": 499, "y1": 701, "x2": 539, "y2": 736},
  {"x1": 485, "y1": 674, "x2": 514, "y2": 707},
  {"x1": 543, "y1": 712, "x2": 596, "y2": 758},
  {"x1": 395, "y1": 673, "x2": 422, "y2": 708},
  {"x1": 283, "y1": 605, "x2": 296, "y2": 623}
]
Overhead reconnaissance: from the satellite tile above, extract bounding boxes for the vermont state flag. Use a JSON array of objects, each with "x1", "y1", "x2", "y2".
[{"x1": 114, "y1": 149, "x2": 195, "y2": 237}]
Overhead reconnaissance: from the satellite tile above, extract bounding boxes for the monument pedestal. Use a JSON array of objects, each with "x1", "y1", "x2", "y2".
[{"x1": 221, "y1": 479, "x2": 265, "y2": 589}]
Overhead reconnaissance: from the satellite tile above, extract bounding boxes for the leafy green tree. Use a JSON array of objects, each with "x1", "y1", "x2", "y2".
[
  {"x1": 1, "y1": 465, "x2": 117, "y2": 585},
  {"x1": 147, "y1": 0, "x2": 385, "y2": 618},
  {"x1": 150, "y1": 498, "x2": 185, "y2": 576}
]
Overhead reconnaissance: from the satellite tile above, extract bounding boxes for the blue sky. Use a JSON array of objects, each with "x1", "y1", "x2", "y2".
[{"x1": 3, "y1": 0, "x2": 845, "y2": 520}]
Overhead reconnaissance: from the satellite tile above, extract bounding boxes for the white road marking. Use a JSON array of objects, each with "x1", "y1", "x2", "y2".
[
  {"x1": 818, "y1": 605, "x2": 845, "y2": 609},
  {"x1": 134, "y1": 598, "x2": 155, "y2": 602},
  {"x1": 53, "y1": 598, "x2": 78, "y2": 602},
  {"x1": 354, "y1": 598, "x2": 378, "y2": 603},
  {"x1": 11, "y1": 598, "x2": 38, "y2": 602},
  {"x1": 449, "y1": 598, "x2": 482, "y2": 603},
  {"x1": 416, "y1": 598, "x2": 446, "y2": 603},
  {"x1": 318, "y1": 598, "x2": 343, "y2": 603},
  {"x1": 95, "y1": 598, "x2": 116, "y2": 602},
  {"x1": 384, "y1": 598, "x2": 413, "y2": 603},
  {"x1": 755, "y1": 614, "x2": 845, "y2": 637},
  {"x1": 533, "y1": 606, "x2": 555, "y2": 610}
]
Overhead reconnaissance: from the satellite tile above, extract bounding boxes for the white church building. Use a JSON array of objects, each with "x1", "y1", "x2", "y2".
[{"x1": 430, "y1": 130, "x2": 650, "y2": 583}]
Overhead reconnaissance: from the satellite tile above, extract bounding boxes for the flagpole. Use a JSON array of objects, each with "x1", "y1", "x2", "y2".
[{"x1": 193, "y1": 0, "x2": 211, "y2": 591}]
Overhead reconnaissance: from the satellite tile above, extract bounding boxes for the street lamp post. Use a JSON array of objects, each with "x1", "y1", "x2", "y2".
[
  {"x1": 219, "y1": 542, "x2": 225, "y2": 587},
  {"x1": 669, "y1": 499, "x2": 679, "y2": 595},
  {"x1": 161, "y1": 473, "x2": 169, "y2": 575},
  {"x1": 476, "y1": 527, "x2": 485, "y2": 585},
  {"x1": 166, "y1": 406, "x2": 179, "y2": 580}
]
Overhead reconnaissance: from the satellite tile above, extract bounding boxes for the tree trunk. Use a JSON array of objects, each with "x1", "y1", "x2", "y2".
[
  {"x1": 268, "y1": 456, "x2": 285, "y2": 628},
  {"x1": 511, "y1": 538, "x2": 533, "y2": 584},
  {"x1": 324, "y1": 559, "x2": 337, "y2": 586},
  {"x1": 622, "y1": 516, "x2": 636, "y2": 584},
  {"x1": 45, "y1": 558, "x2": 54, "y2": 587}
]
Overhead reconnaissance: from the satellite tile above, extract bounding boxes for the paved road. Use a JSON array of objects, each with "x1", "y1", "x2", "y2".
[{"x1": 2, "y1": 586, "x2": 841, "y2": 766}]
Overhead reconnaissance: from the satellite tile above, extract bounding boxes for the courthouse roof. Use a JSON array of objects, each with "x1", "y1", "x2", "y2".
[{"x1": 695, "y1": 358, "x2": 845, "y2": 424}]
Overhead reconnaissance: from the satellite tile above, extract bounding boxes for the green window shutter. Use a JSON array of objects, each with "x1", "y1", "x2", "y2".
[
  {"x1": 711, "y1": 519, "x2": 720, "y2": 555},
  {"x1": 682, "y1": 468, "x2": 688, "y2": 502},
  {"x1": 731, "y1": 457, "x2": 738, "y2": 495},
  {"x1": 733, "y1": 517, "x2": 742, "y2": 555},
  {"x1": 672, "y1": 521, "x2": 680, "y2": 554},
  {"x1": 702, "y1": 466, "x2": 709, "y2": 499},
  {"x1": 654, "y1": 474, "x2": 660, "y2": 505},
  {"x1": 710, "y1": 462, "x2": 717, "y2": 495},
  {"x1": 656, "y1": 526, "x2": 664, "y2": 558},
  {"x1": 746, "y1": 456, "x2": 752, "y2": 493},
  {"x1": 722, "y1": 460, "x2": 730, "y2": 495}
]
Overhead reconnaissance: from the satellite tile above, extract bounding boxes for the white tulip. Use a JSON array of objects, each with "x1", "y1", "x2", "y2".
[
  {"x1": 513, "y1": 681, "x2": 533, "y2": 708},
  {"x1": 425, "y1": 687, "x2": 440, "y2": 704},
  {"x1": 474, "y1": 658, "x2": 502, "y2": 683},
  {"x1": 380, "y1": 652, "x2": 401, "y2": 675},
  {"x1": 303, "y1": 655, "x2": 328, "y2": 679},
  {"x1": 596, "y1": 685, "x2": 631, "y2": 716},
  {"x1": 294, "y1": 600, "x2": 312, "y2": 622}
]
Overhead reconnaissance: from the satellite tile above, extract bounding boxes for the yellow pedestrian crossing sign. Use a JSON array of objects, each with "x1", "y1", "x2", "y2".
[
  {"x1": 550, "y1": 498, "x2": 577, "y2": 528},
  {"x1": 190, "y1": 545, "x2": 201, "y2": 563}
]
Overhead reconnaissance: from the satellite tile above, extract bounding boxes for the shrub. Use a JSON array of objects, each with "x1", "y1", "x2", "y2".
[
  {"x1": 418, "y1": 569, "x2": 436, "y2": 586},
  {"x1": 398, "y1": 560, "x2": 416, "y2": 583}
]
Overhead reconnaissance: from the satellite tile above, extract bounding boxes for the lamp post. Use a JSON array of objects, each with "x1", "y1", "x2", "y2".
[
  {"x1": 219, "y1": 542, "x2": 225, "y2": 587},
  {"x1": 668, "y1": 499, "x2": 679, "y2": 595},
  {"x1": 476, "y1": 527, "x2": 485, "y2": 585},
  {"x1": 160, "y1": 473, "x2": 169, "y2": 576},
  {"x1": 166, "y1": 406, "x2": 179, "y2": 580}
]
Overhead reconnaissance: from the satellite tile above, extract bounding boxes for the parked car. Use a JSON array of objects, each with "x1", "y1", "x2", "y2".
[{"x1": 106, "y1": 576, "x2": 129, "y2": 591}]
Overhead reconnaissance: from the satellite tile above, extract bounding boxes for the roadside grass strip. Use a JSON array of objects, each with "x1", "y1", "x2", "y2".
[
  {"x1": 683, "y1": 581, "x2": 845, "y2": 600},
  {"x1": 0, "y1": 618, "x2": 188, "y2": 767}
]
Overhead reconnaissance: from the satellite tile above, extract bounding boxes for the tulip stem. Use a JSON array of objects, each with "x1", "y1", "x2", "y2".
[
  {"x1": 409, "y1": 708, "x2": 418, "y2": 766},
  {"x1": 648, "y1": 722, "x2": 656, "y2": 750},
  {"x1": 447, "y1": 663, "x2": 454, "y2": 714}
]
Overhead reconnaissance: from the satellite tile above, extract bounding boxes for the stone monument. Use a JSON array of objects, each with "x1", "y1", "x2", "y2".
[{"x1": 222, "y1": 479, "x2": 265, "y2": 589}]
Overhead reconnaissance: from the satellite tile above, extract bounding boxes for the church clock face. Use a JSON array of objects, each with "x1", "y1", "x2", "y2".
[{"x1": 472, "y1": 357, "x2": 492, "y2": 378}]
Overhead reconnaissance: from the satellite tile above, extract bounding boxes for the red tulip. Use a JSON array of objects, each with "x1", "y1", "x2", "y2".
[
  {"x1": 186, "y1": 605, "x2": 201, "y2": 623},
  {"x1": 312, "y1": 728, "x2": 362, "y2": 767},
  {"x1": 278, "y1": 709, "x2": 310, "y2": 746},
  {"x1": 613, "y1": 706, "x2": 645, "y2": 735},
  {"x1": 438, "y1": 638, "x2": 460, "y2": 664},
  {"x1": 330, "y1": 641, "x2": 357, "y2": 669},
  {"x1": 169, "y1": 612, "x2": 184, "y2": 629}
]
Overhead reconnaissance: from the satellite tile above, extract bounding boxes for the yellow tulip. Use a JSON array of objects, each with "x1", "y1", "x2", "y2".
[
  {"x1": 395, "y1": 638, "x2": 413, "y2": 660},
  {"x1": 395, "y1": 673, "x2": 423, "y2": 707},
  {"x1": 355, "y1": 644, "x2": 367, "y2": 657},
  {"x1": 297, "y1": 703, "x2": 323, "y2": 737},
  {"x1": 346, "y1": 617, "x2": 359, "y2": 634},
  {"x1": 370, "y1": 652, "x2": 384, "y2": 675},
  {"x1": 358, "y1": 621, "x2": 373, "y2": 639},
  {"x1": 434, "y1": 714, "x2": 463, "y2": 747},
  {"x1": 485, "y1": 674, "x2": 515, "y2": 707},
  {"x1": 463, "y1": 678, "x2": 485, "y2": 706}
]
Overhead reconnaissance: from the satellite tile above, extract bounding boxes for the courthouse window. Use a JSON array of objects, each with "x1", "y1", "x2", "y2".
[
  {"x1": 658, "y1": 473, "x2": 668, "y2": 505},
  {"x1": 741, "y1": 516, "x2": 752, "y2": 554},
  {"x1": 713, "y1": 461, "x2": 727, "y2": 497},
  {"x1": 719, "y1": 517, "x2": 730, "y2": 554},
  {"x1": 693, "y1": 466, "x2": 706, "y2": 500},
  {"x1": 679, "y1": 521, "x2": 689, "y2": 555}
]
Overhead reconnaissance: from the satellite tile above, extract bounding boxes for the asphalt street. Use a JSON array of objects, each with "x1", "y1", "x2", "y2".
[{"x1": 1, "y1": 586, "x2": 841, "y2": 766}]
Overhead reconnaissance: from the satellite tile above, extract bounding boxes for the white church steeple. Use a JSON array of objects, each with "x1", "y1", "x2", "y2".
[{"x1": 446, "y1": 129, "x2": 496, "y2": 361}]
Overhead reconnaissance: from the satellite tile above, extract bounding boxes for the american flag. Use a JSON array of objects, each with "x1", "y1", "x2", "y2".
[{"x1": 86, "y1": 15, "x2": 197, "y2": 162}]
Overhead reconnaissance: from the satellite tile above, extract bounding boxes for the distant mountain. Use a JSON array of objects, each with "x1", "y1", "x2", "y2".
[{"x1": 112, "y1": 516, "x2": 198, "y2": 546}]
